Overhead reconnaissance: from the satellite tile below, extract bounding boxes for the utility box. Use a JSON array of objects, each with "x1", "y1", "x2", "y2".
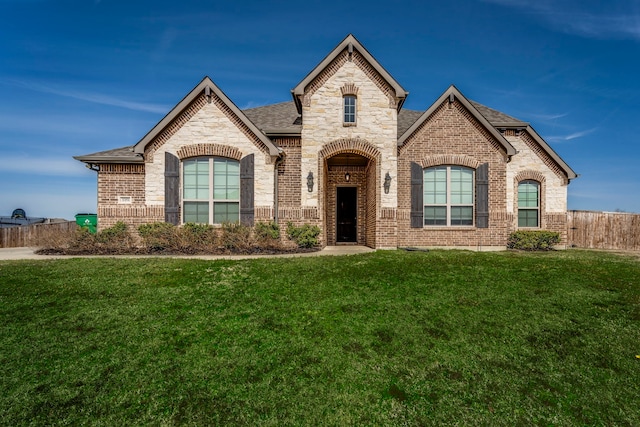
[{"x1": 75, "y1": 213, "x2": 97, "y2": 234}]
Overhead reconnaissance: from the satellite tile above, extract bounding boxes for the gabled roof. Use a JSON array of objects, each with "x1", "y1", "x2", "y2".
[
  {"x1": 521, "y1": 126, "x2": 578, "y2": 180},
  {"x1": 73, "y1": 146, "x2": 141, "y2": 164},
  {"x1": 469, "y1": 101, "x2": 528, "y2": 128},
  {"x1": 132, "y1": 76, "x2": 280, "y2": 157},
  {"x1": 243, "y1": 101, "x2": 302, "y2": 135},
  {"x1": 398, "y1": 85, "x2": 517, "y2": 156},
  {"x1": 291, "y1": 34, "x2": 408, "y2": 113}
]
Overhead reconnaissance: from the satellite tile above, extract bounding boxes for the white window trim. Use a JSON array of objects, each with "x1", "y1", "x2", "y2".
[
  {"x1": 423, "y1": 166, "x2": 475, "y2": 227},
  {"x1": 343, "y1": 95, "x2": 357, "y2": 126},
  {"x1": 181, "y1": 157, "x2": 240, "y2": 225},
  {"x1": 517, "y1": 180, "x2": 540, "y2": 228}
]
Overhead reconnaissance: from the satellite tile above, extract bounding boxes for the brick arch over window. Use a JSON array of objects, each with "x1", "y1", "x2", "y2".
[
  {"x1": 318, "y1": 138, "x2": 381, "y2": 162},
  {"x1": 514, "y1": 170, "x2": 546, "y2": 228},
  {"x1": 419, "y1": 154, "x2": 481, "y2": 170},
  {"x1": 176, "y1": 143, "x2": 242, "y2": 161},
  {"x1": 514, "y1": 170, "x2": 546, "y2": 184}
]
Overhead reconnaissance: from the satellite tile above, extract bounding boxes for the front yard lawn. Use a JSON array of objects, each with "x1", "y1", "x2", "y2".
[{"x1": 0, "y1": 250, "x2": 638, "y2": 425}]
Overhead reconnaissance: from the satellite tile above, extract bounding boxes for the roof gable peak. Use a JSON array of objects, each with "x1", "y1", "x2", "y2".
[
  {"x1": 398, "y1": 85, "x2": 517, "y2": 156},
  {"x1": 291, "y1": 34, "x2": 408, "y2": 113},
  {"x1": 133, "y1": 76, "x2": 280, "y2": 157}
]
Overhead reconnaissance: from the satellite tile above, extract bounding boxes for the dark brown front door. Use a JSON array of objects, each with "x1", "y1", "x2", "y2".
[{"x1": 337, "y1": 187, "x2": 357, "y2": 243}]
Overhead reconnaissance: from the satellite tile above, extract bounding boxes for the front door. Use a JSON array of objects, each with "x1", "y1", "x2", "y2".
[{"x1": 336, "y1": 187, "x2": 357, "y2": 243}]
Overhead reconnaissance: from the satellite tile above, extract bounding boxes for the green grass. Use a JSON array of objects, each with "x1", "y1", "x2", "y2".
[{"x1": 1, "y1": 250, "x2": 639, "y2": 426}]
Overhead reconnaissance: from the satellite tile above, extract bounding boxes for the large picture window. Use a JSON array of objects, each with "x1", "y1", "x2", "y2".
[
  {"x1": 182, "y1": 157, "x2": 240, "y2": 224},
  {"x1": 424, "y1": 166, "x2": 474, "y2": 226},
  {"x1": 518, "y1": 180, "x2": 539, "y2": 227}
]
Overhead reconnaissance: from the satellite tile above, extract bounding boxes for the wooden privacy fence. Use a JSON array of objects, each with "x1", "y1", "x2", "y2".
[
  {"x1": 568, "y1": 210, "x2": 640, "y2": 251},
  {"x1": 0, "y1": 221, "x2": 77, "y2": 248}
]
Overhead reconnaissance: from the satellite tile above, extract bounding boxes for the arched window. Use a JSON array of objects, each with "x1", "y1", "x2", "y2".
[
  {"x1": 182, "y1": 157, "x2": 240, "y2": 224},
  {"x1": 423, "y1": 166, "x2": 474, "y2": 226},
  {"x1": 343, "y1": 95, "x2": 356, "y2": 125},
  {"x1": 518, "y1": 180, "x2": 539, "y2": 227}
]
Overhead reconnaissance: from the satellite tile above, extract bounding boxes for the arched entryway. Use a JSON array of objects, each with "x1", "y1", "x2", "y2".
[
  {"x1": 326, "y1": 153, "x2": 369, "y2": 245},
  {"x1": 319, "y1": 139, "x2": 381, "y2": 248}
]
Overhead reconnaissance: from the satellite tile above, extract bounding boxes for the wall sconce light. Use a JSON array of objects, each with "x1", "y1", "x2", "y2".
[
  {"x1": 384, "y1": 172, "x2": 392, "y2": 194},
  {"x1": 345, "y1": 155, "x2": 351, "y2": 182},
  {"x1": 307, "y1": 172, "x2": 314, "y2": 192}
]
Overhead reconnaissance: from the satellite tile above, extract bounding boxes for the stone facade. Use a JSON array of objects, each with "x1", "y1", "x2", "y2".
[{"x1": 77, "y1": 34, "x2": 576, "y2": 249}]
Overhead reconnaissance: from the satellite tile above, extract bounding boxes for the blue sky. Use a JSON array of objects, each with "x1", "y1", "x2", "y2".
[{"x1": 1, "y1": 0, "x2": 639, "y2": 219}]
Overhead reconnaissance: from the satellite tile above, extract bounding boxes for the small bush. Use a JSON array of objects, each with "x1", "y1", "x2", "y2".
[
  {"x1": 181, "y1": 222, "x2": 218, "y2": 252},
  {"x1": 94, "y1": 221, "x2": 136, "y2": 252},
  {"x1": 286, "y1": 222, "x2": 321, "y2": 248},
  {"x1": 254, "y1": 221, "x2": 280, "y2": 240},
  {"x1": 138, "y1": 222, "x2": 179, "y2": 252},
  {"x1": 220, "y1": 222, "x2": 252, "y2": 251},
  {"x1": 507, "y1": 230, "x2": 561, "y2": 251}
]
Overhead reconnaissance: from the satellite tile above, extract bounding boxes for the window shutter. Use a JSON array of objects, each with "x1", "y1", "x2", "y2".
[
  {"x1": 164, "y1": 152, "x2": 180, "y2": 225},
  {"x1": 410, "y1": 162, "x2": 423, "y2": 228},
  {"x1": 240, "y1": 154, "x2": 255, "y2": 226},
  {"x1": 475, "y1": 162, "x2": 489, "y2": 228}
]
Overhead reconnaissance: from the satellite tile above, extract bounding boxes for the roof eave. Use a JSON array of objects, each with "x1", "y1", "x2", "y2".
[
  {"x1": 262, "y1": 128, "x2": 302, "y2": 137},
  {"x1": 398, "y1": 85, "x2": 517, "y2": 156},
  {"x1": 73, "y1": 155, "x2": 144, "y2": 164},
  {"x1": 133, "y1": 77, "x2": 281, "y2": 157},
  {"x1": 524, "y1": 125, "x2": 578, "y2": 181},
  {"x1": 292, "y1": 34, "x2": 408, "y2": 113}
]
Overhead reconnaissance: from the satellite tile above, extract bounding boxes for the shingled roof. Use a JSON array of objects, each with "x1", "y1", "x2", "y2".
[
  {"x1": 73, "y1": 146, "x2": 142, "y2": 164},
  {"x1": 74, "y1": 97, "x2": 529, "y2": 163},
  {"x1": 243, "y1": 99, "x2": 526, "y2": 139}
]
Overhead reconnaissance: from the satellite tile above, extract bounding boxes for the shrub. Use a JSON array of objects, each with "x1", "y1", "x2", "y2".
[
  {"x1": 254, "y1": 221, "x2": 280, "y2": 240},
  {"x1": 220, "y1": 222, "x2": 253, "y2": 251},
  {"x1": 507, "y1": 230, "x2": 561, "y2": 251},
  {"x1": 181, "y1": 222, "x2": 218, "y2": 252},
  {"x1": 72, "y1": 221, "x2": 136, "y2": 254},
  {"x1": 286, "y1": 222, "x2": 321, "y2": 248},
  {"x1": 138, "y1": 222, "x2": 179, "y2": 252}
]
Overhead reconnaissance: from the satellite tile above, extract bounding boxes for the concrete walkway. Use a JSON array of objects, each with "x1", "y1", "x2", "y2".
[{"x1": 0, "y1": 245, "x2": 375, "y2": 261}]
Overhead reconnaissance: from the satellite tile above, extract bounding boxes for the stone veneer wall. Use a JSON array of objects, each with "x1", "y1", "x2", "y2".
[
  {"x1": 504, "y1": 129, "x2": 569, "y2": 243},
  {"x1": 298, "y1": 49, "x2": 400, "y2": 248},
  {"x1": 300, "y1": 50, "x2": 399, "y2": 213},
  {"x1": 397, "y1": 100, "x2": 510, "y2": 248},
  {"x1": 143, "y1": 93, "x2": 276, "y2": 216}
]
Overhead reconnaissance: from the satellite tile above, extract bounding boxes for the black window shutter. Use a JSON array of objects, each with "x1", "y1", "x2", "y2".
[
  {"x1": 476, "y1": 163, "x2": 489, "y2": 228},
  {"x1": 240, "y1": 154, "x2": 255, "y2": 226},
  {"x1": 164, "y1": 152, "x2": 180, "y2": 225},
  {"x1": 410, "y1": 162, "x2": 423, "y2": 228}
]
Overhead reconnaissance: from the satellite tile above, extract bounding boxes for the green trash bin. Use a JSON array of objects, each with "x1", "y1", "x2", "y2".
[{"x1": 75, "y1": 213, "x2": 97, "y2": 234}]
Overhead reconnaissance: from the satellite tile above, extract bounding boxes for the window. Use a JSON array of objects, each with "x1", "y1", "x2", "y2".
[
  {"x1": 182, "y1": 157, "x2": 240, "y2": 224},
  {"x1": 343, "y1": 95, "x2": 356, "y2": 124},
  {"x1": 518, "y1": 180, "x2": 539, "y2": 227},
  {"x1": 423, "y1": 166, "x2": 474, "y2": 226}
]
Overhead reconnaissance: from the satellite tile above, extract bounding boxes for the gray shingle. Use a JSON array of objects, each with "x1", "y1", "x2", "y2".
[
  {"x1": 470, "y1": 101, "x2": 527, "y2": 126},
  {"x1": 243, "y1": 101, "x2": 301, "y2": 132}
]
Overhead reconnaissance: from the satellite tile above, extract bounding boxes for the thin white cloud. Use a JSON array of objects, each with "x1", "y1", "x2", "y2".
[
  {"x1": 547, "y1": 127, "x2": 598, "y2": 142},
  {"x1": 565, "y1": 128, "x2": 597, "y2": 140},
  {"x1": 483, "y1": 0, "x2": 640, "y2": 41},
  {"x1": 528, "y1": 112, "x2": 569, "y2": 121},
  {"x1": 1, "y1": 78, "x2": 169, "y2": 114}
]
